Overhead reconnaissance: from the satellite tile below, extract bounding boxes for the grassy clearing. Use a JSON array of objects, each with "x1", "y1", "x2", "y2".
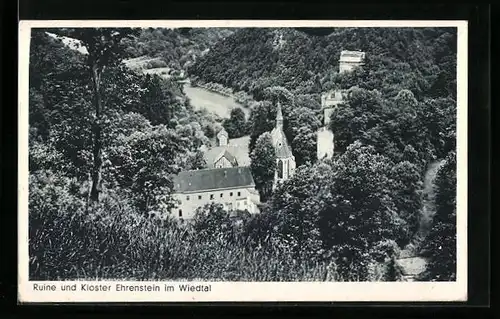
[{"x1": 183, "y1": 85, "x2": 250, "y2": 119}]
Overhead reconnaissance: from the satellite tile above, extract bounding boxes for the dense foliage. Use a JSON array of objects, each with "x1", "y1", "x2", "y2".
[
  {"x1": 29, "y1": 29, "x2": 212, "y2": 213},
  {"x1": 122, "y1": 28, "x2": 235, "y2": 71},
  {"x1": 250, "y1": 132, "x2": 277, "y2": 201},
  {"x1": 418, "y1": 151, "x2": 457, "y2": 281},
  {"x1": 223, "y1": 108, "x2": 248, "y2": 138}
]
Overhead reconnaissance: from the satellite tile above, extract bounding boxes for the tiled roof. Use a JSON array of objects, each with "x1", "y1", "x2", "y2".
[{"x1": 173, "y1": 167, "x2": 255, "y2": 193}]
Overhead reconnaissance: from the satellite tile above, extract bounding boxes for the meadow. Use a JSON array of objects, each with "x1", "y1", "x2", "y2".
[{"x1": 183, "y1": 84, "x2": 250, "y2": 119}]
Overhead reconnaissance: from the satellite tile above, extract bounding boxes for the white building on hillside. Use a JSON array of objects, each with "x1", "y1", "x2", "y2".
[
  {"x1": 316, "y1": 50, "x2": 366, "y2": 160},
  {"x1": 171, "y1": 166, "x2": 261, "y2": 220}
]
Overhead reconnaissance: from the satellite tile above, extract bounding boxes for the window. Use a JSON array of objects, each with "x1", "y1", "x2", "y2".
[
  {"x1": 186, "y1": 195, "x2": 190, "y2": 201},
  {"x1": 237, "y1": 191, "x2": 241, "y2": 197},
  {"x1": 277, "y1": 160, "x2": 284, "y2": 179},
  {"x1": 230, "y1": 192, "x2": 233, "y2": 197},
  {"x1": 178, "y1": 209, "x2": 182, "y2": 217},
  {"x1": 220, "y1": 193, "x2": 223, "y2": 198},
  {"x1": 198, "y1": 195, "x2": 202, "y2": 200},
  {"x1": 210, "y1": 194, "x2": 214, "y2": 200},
  {"x1": 237, "y1": 202, "x2": 240, "y2": 208}
]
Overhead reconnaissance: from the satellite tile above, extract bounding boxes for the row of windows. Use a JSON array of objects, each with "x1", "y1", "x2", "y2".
[{"x1": 185, "y1": 191, "x2": 241, "y2": 201}]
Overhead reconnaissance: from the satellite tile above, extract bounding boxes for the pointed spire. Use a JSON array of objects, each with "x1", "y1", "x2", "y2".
[{"x1": 276, "y1": 99, "x2": 283, "y2": 129}]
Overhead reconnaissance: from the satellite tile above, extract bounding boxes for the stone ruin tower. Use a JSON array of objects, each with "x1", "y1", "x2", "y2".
[
  {"x1": 339, "y1": 50, "x2": 366, "y2": 74},
  {"x1": 316, "y1": 50, "x2": 365, "y2": 160}
]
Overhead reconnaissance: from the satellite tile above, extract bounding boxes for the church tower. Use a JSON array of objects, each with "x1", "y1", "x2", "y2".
[
  {"x1": 270, "y1": 100, "x2": 296, "y2": 188},
  {"x1": 339, "y1": 50, "x2": 366, "y2": 73},
  {"x1": 217, "y1": 127, "x2": 228, "y2": 146}
]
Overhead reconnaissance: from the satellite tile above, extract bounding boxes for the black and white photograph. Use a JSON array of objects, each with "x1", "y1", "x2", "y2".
[{"x1": 18, "y1": 20, "x2": 468, "y2": 302}]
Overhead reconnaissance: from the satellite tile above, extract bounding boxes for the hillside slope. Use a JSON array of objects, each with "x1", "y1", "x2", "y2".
[
  {"x1": 188, "y1": 27, "x2": 457, "y2": 101},
  {"x1": 122, "y1": 28, "x2": 236, "y2": 72}
]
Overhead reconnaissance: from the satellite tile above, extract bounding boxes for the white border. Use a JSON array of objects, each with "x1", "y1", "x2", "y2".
[{"x1": 18, "y1": 20, "x2": 468, "y2": 303}]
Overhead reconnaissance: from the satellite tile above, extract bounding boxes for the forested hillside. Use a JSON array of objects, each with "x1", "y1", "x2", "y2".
[
  {"x1": 122, "y1": 27, "x2": 235, "y2": 71},
  {"x1": 189, "y1": 27, "x2": 456, "y2": 101},
  {"x1": 188, "y1": 26, "x2": 457, "y2": 280}
]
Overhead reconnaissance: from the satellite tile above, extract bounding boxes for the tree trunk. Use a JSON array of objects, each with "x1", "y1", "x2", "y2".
[{"x1": 90, "y1": 63, "x2": 104, "y2": 203}]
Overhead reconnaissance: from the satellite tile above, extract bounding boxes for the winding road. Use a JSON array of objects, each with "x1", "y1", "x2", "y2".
[{"x1": 396, "y1": 159, "x2": 446, "y2": 280}]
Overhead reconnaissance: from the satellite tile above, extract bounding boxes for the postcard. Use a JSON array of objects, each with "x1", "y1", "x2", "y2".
[{"x1": 18, "y1": 19, "x2": 468, "y2": 303}]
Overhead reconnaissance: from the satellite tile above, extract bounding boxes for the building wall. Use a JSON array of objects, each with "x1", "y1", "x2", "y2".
[
  {"x1": 172, "y1": 187, "x2": 260, "y2": 219},
  {"x1": 218, "y1": 134, "x2": 228, "y2": 146},
  {"x1": 274, "y1": 156, "x2": 296, "y2": 187},
  {"x1": 317, "y1": 127, "x2": 335, "y2": 160},
  {"x1": 323, "y1": 107, "x2": 335, "y2": 126},
  {"x1": 339, "y1": 61, "x2": 363, "y2": 73},
  {"x1": 321, "y1": 91, "x2": 343, "y2": 115}
]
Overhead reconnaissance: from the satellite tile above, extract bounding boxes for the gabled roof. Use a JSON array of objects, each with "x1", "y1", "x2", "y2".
[
  {"x1": 270, "y1": 127, "x2": 294, "y2": 159},
  {"x1": 203, "y1": 136, "x2": 251, "y2": 168},
  {"x1": 173, "y1": 167, "x2": 255, "y2": 193}
]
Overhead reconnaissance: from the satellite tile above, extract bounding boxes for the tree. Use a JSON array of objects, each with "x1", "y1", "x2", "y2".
[
  {"x1": 291, "y1": 127, "x2": 317, "y2": 166},
  {"x1": 385, "y1": 254, "x2": 403, "y2": 281},
  {"x1": 329, "y1": 87, "x2": 385, "y2": 154},
  {"x1": 137, "y1": 74, "x2": 177, "y2": 125},
  {"x1": 59, "y1": 28, "x2": 140, "y2": 204},
  {"x1": 193, "y1": 203, "x2": 232, "y2": 240},
  {"x1": 262, "y1": 86, "x2": 294, "y2": 106},
  {"x1": 29, "y1": 30, "x2": 94, "y2": 180},
  {"x1": 186, "y1": 150, "x2": 207, "y2": 170},
  {"x1": 269, "y1": 162, "x2": 334, "y2": 260},
  {"x1": 107, "y1": 125, "x2": 189, "y2": 212},
  {"x1": 389, "y1": 160, "x2": 423, "y2": 238},
  {"x1": 324, "y1": 141, "x2": 409, "y2": 279},
  {"x1": 417, "y1": 97, "x2": 456, "y2": 160},
  {"x1": 223, "y1": 107, "x2": 247, "y2": 138},
  {"x1": 287, "y1": 107, "x2": 322, "y2": 141},
  {"x1": 250, "y1": 132, "x2": 276, "y2": 201},
  {"x1": 248, "y1": 101, "x2": 276, "y2": 152}
]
